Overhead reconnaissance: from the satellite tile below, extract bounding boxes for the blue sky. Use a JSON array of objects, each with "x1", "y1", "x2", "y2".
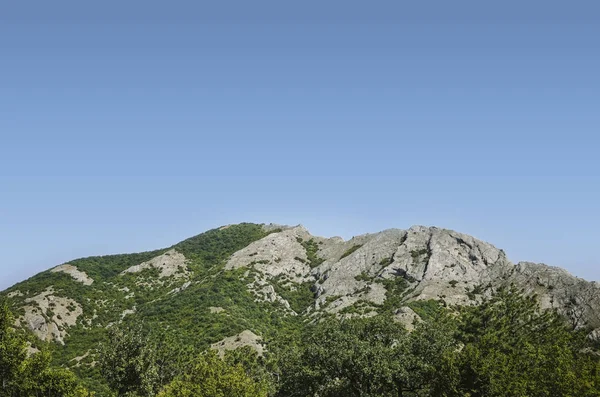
[{"x1": 1, "y1": 1, "x2": 599, "y2": 290}]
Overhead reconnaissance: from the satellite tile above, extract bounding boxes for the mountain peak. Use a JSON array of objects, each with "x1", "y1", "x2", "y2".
[{"x1": 2, "y1": 221, "x2": 599, "y2": 393}]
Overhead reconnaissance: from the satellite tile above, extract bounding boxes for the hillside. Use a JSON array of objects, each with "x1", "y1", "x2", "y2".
[{"x1": 2, "y1": 222, "x2": 599, "y2": 393}]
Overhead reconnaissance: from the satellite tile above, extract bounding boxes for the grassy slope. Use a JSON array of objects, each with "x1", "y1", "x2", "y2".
[
  {"x1": 1, "y1": 222, "x2": 439, "y2": 394},
  {"x1": 2, "y1": 223, "x2": 294, "y2": 393}
]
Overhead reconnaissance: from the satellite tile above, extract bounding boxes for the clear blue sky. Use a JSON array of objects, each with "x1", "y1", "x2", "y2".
[{"x1": 1, "y1": 1, "x2": 599, "y2": 290}]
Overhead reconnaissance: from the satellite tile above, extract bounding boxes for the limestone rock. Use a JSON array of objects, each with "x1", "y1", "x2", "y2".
[
  {"x1": 394, "y1": 306, "x2": 419, "y2": 331},
  {"x1": 224, "y1": 224, "x2": 599, "y2": 334},
  {"x1": 211, "y1": 330, "x2": 264, "y2": 357},
  {"x1": 121, "y1": 249, "x2": 189, "y2": 279},
  {"x1": 51, "y1": 264, "x2": 94, "y2": 285},
  {"x1": 226, "y1": 225, "x2": 314, "y2": 283},
  {"x1": 315, "y1": 229, "x2": 407, "y2": 307},
  {"x1": 20, "y1": 287, "x2": 83, "y2": 344},
  {"x1": 6, "y1": 222, "x2": 600, "y2": 347},
  {"x1": 505, "y1": 262, "x2": 600, "y2": 331}
]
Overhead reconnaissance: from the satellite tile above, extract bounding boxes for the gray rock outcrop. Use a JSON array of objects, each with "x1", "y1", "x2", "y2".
[{"x1": 221, "y1": 224, "x2": 600, "y2": 336}]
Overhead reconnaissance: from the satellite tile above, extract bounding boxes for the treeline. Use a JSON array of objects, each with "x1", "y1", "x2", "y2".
[{"x1": 2, "y1": 288, "x2": 600, "y2": 396}]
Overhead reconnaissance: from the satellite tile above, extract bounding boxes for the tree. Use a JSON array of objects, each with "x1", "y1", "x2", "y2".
[
  {"x1": 273, "y1": 290, "x2": 600, "y2": 397},
  {"x1": 0, "y1": 300, "x2": 90, "y2": 396},
  {"x1": 454, "y1": 286, "x2": 600, "y2": 397},
  {"x1": 224, "y1": 346, "x2": 276, "y2": 395},
  {"x1": 157, "y1": 350, "x2": 268, "y2": 397},
  {"x1": 404, "y1": 314, "x2": 460, "y2": 396},
  {"x1": 0, "y1": 302, "x2": 26, "y2": 393},
  {"x1": 276, "y1": 314, "x2": 458, "y2": 397},
  {"x1": 99, "y1": 324, "x2": 192, "y2": 396}
]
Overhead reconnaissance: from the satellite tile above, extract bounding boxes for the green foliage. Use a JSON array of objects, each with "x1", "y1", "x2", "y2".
[
  {"x1": 2, "y1": 223, "x2": 277, "y2": 394},
  {"x1": 410, "y1": 248, "x2": 428, "y2": 261},
  {"x1": 275, "y1": 290, "x2": 600, "y2": 397},
  {"x1": 407, "y1": 299, "x2": 444, "y2": 320},
  {"x1": 379, "y1": 256, "x2": 393, "y2": 266},
  {"x1": 157, "y1": 350, "x2": 268, "y2": 397},
  {"x1": 98, "y1": 324, "x2": 194, "y2": 396},
  {"x1": 271, "y1": 278, "x2": 315, "y2": 314},
  {"x1": 224, "y1": 346, "x2": 276, "y2": 395},
  {"x1": 340, "y1": 244, "x2": 363, "y2": 259},
  {"x1": 300, "y1": 239, "x2": 325, "y2": 268},
  {"x1": 276, "y1": 314, "x2": 457, "y2": 397},
  {"x1": 354, "y1": 272, "x2": 371, "y2": 282},
  {"x1": 466, "y1": 283, "x2": 485, "y2": 300},
  {"x1": 0, "y1": 301, "x2": 90, "y2": 396},
  {"x1": 377, "y1": 276, "x2": 410, "y2": 313},
  {"x1": 5, "y1": 223, "x2": 600, "y2": 397},
  {"x1": 135, "y1": 267, "x2": 303, "y2": 353},
  {"x1": 276, "y1": 315, "x2": 404, "y2": 397},
  {"x1": 338, "y1": 299, "x2": 374, "y2": 316},
  {"x1": 71, "y1": 251, "x2": 167, "y2": 283},
  {"x1": 0, "y1": 302, "x2": 26, "y2": 393},
  {"x1": 174, "y1": 223, "x2": 270, "y2": 266},
  {"x1": 452, "y1": 286, "x2": 600, "y2": 396}
]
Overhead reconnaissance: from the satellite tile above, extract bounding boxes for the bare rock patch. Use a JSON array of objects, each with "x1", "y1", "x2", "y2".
[
  {"x1": 51, "y1": 264, "x2": 94, "y2": 285},
  {"x1": 19, "y1": 287, "x2": 83, "y2": 344},
  {"x1": 121, "y1": 249, "x2": 189, "y2": 279},
  {"x1": 211, "y1": 330, "x2": 264, "y2": 357}
]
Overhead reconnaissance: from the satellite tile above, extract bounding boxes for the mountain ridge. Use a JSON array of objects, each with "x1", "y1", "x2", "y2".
[{"x1": 2, "y1": 222, "x2": 599, "y2": 393}]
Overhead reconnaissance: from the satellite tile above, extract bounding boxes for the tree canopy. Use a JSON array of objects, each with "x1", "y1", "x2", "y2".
[
  {"x1": 4, "y1": 285, "x2": 600, "y2": 397},
  {"x1": 274, "y1": 289, "x2": 600, "y2": 397},
  {"x1": 157, "y1": 350, "x2": 268, "y2": 397},
  {"x1": 0, "y1": 301, "x2": 91, "y2": 397}
]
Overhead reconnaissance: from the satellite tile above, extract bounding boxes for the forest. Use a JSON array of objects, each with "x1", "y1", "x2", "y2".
[{"x1": 2, "y1": 287, "x2": 600, "y2": 397}]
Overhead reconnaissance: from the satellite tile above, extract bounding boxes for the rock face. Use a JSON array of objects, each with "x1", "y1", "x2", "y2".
[
  {"x1": 506, "y1": 262, "x2": 600, "y2": 330},
  {"x1": 3, "y1": 222, "x2": 599, "y2": 348},
  {"x1": 19, "y1": 287, "x2": 83, "y2": 344},
  {"x1": 51, "y1": 264, "x2": 94, "y2": 285},
  {"x1": 121, "y1": 249, "x2": 189, "y2": 279},
  {"x1": 224, "y1": 224, "x2": 600, "y2": 335},
  {"x1": 226, "y1": 225, "x2": 314, "y2": 283}
]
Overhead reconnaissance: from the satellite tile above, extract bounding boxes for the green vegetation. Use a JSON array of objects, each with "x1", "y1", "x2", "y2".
[
  {"x1": 354, "y1": 272, "x2": 371, "y2": 282},
  {"x1": 411, "y1": 248, "x2": 428, "y2": 261},
  {"x1": 98, "y1": 324, "x2": 194, "y2": 396},
  {"x1": 453, "y1": 287, "x2": 600, "y2": 396},
  {"x1": 275, "y1": 314, "x2": 456, "y2": 397},
  {"x1": 466, "y1": 283, "x2": 485, "y2": 300},
  {"x1": 97, "y1": 323, "x2": 269, "y2": 397},
  {"x1": 337, "y1": 299, "x2": 374, "y2": 316},
  {"x1": 4, "y1": 223, "x2": 600, "y2": 396},
  {"x1": 379, "y1": 256, "x2": 393, "y2": 266},
  {"x1": 275, "y1": 289, "x2": 600, "y2": 396},
  {"x1": 271, "y1": 278, "x2": 315, "y2": 314},
  {"x1": 407, "y1": 299, "x2": 444, "y2": 320},
  {"x1": 158, "y1": 350, "x2": 268, "y2": 397},
  {"x1": 300, "y1": 239, "x2": 325, "y2": 268},
  {"x1": 2, "y1": 223, "x2": 279, "y2": 394},
  {"x1": 9, "y1": 287, "x2": 600, "y2": 396},
  {"x1": 377, "y1": 276, "x2": 410, "y2": 313},
  {"x1": 174, "y1": 223, "x2": 271, "y2": 265},
  {"x1": 0, "y1": 301, "x2": 92, "y2": 396},
  {"x1": 135, "y1": 267, "x2": 303, "y2": 351},
  {"x1": 340, "y1": 244, "x2": 363, "y2": 259}
]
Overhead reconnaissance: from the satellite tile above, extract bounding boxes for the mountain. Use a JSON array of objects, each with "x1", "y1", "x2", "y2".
[{"x1": 2, "y1": 222, "x2": 599, "y2": 392}]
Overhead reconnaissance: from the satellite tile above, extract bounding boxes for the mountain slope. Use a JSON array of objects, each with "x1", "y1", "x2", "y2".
[{"x1": 2, "y1": 222, "x2": 599, "y2": 392}]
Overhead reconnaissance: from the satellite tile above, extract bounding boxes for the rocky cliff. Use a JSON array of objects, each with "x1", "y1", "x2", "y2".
[
  {"x1": 223, "y1": 224, "x2": 600, "y2": 332},
  {"x1": 2, "y1": 222, "x2": 598, "y2": 389}
]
